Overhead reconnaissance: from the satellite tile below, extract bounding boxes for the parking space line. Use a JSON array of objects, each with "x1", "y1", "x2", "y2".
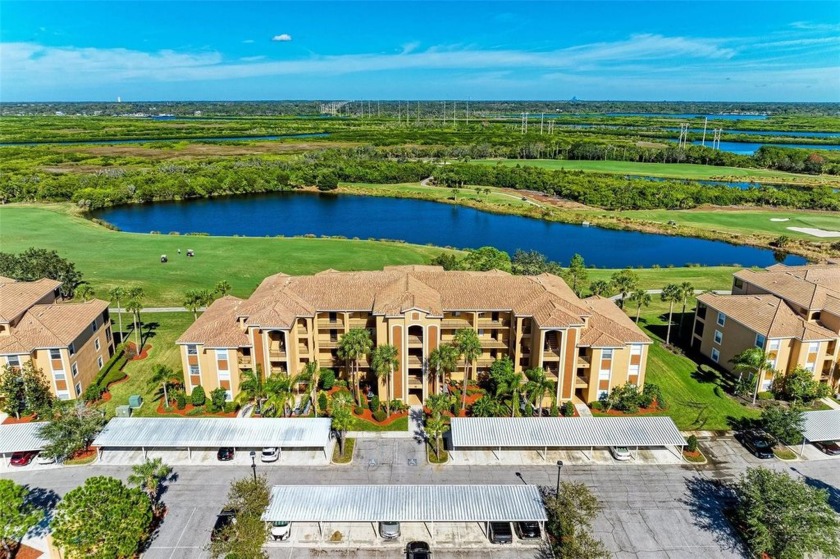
[{"x1": 169, "y1": 507, "x2": 198, "y2": 559}]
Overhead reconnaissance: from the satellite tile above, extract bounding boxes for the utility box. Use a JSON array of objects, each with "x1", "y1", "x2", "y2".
[
  {"x1": 128, "y1": 395, "x2": 143, "y2": 409},
  {"x1": 116, "y1": 405, "x2": 132, "y2": 418}
]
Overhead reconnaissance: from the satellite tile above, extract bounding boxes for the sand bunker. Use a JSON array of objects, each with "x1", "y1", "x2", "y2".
[
  {"x1": 787, "y1": 227, "x2": 840, "y2": 238},
  {"x1": 770, "y1": 218, "x2": 790, "y2": 222}
]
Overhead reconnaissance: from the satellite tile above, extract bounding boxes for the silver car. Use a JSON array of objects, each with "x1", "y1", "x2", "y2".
[
  {"x1": 379, "y1": 521, "x2": 400, "y2": 539},
  {"x1": 261, "y1": 447, "x2": 280, "y2": 463},
  {"x1": 609, "y1": 446, "x2": 631, "y2": 461}
]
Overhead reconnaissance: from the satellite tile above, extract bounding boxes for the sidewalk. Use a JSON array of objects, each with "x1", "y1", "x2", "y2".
[{"x1": 820, "y1": 397, "x2": 840, "y2": 410}]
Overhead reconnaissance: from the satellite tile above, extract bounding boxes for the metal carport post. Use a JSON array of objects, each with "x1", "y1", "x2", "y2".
[{"x1": 799, "y1": 436, "x2": 808, "y2": 457}]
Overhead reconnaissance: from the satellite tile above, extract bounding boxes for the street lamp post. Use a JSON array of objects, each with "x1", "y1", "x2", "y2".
[
  {"x1": 555, "y1": 460, "x2": 563, "y2": 497},
  {"x1": 250, "y1": 450, "x2": 257, "y2": 481}
]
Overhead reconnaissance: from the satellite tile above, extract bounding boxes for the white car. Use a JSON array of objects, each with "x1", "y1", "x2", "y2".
[
  {"x1": 261, "y1": 447, "x2": 280, "y2": 463},
  {"x1": 35, "y1": 453, "x2": 56, "y2": 465},
  {"x1": 609, "y1": 446, "x2": 631, "y2": 461},
  {"x1": 271, "y1": 521, "x2": 291, "y2": 541}
]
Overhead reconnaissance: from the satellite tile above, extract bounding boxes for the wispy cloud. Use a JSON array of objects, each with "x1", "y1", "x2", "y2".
[
  {"x1": 272, "y1": 34, "x2": 292, "y2": 42},
  {"x1": 242, "y1": 39, "x2": 255, "y2": 44}
]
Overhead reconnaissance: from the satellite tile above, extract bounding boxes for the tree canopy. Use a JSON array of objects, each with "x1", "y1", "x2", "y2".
[
  {"x1": 0, "y1": 247, "x2": 83, "y2": 298},
  {"x1": 0, "y1": 361, "x2": 53, "y2": 420},
  {"x1": 0, "y1": 479, "x2": 43, "y2": 557}
]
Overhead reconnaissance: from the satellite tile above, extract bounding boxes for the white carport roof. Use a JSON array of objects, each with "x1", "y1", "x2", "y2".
[
  {"x1": 93, "y1": 417, "x2": 331, "y2": 449},
  {"x1": 262, "y1": 485, "x2": 547, "y2": 523},
  {"x1": 802, "y1": 410, "x2": 840, "y2": 443},
  {"x1": 0, "y1": 422, "x2": 47, "y2": 454},
  {"x1": 451, "y1": 417, "x2": 686, "y2": 448}
]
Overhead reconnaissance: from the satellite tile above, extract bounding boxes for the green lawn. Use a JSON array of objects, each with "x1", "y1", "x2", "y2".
[
  {"x1": 0, "y1": 204, "x2": 449, "y2": 306},
  {"x1": 348, "y1": 415, "x2": 409, "y2": 432},
  {"x1": 341, "y1": 182, "x2": 537, "y2": 212},
  {"x1": 587, "y1": 266, "x2": 736, "y2": 292},
  {"x1": 613, "y1": 209, "x2": 840, "y2": 240},
  {"x1": 474, "y1": 159, "x2": 840, "y2": 185}
]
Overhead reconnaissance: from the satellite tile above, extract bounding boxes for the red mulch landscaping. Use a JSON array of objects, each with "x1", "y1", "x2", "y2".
[
  {"x1": 126, "y1": 342, "x2": 151, "y2": 361},
  {"x1": 352, "y1": 407, "x2": 408, "y2": 426},
  {"x1": 683, "y1": 450, "x2": 703, "y2": 459},
  {"x1": 155, "y1": 402, "x2": 236, "y2": 417},
  {"x1": 2, "y1": 542, "x2": 42, "y2": 559},
  {"x1": 1, "y1": 414, "x2": 38, "y2": 425},
  {"x1": 71, "y1": 448, "x2": 97, "y2": 461}
]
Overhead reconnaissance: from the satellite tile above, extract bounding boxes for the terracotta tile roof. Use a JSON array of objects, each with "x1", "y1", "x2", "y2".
[
  {"x1": 735, "y1": 263, "x2": 840, "y2": 312},
  {"x1": 0, "y1": 278, "x2": 61, "y2": 323},
  {"x1": 0, "y1": 299, "x2": 109, "y2": 354},
  {"x1": 697, "y1": 293, "x2": 836, "y2": 342},
  {"x1": 824, "y1": 295, "x2": 840, "y2": 318},
  {"x1": 578, "y1": 296, "x2": 652, "y2": 347},
  {"x1": 177, "y1": 296, "x2": 250, "y2": 348}
]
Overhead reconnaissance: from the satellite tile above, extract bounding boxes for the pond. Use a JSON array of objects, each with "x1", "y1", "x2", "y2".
[
  {"x1": 691, "y1": 140, "x2": 840, "y2": 155},
  {"x1": 93, "y1": 192, "x2": 806, "y2": 268}
]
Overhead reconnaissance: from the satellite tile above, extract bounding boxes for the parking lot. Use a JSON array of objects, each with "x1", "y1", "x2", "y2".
[
  {"x1": 97, "y1": 446, "x2": 332, "y2": 466},
  {"x1": 448, "y1": 446, "x2": 683, "y2": 466}
]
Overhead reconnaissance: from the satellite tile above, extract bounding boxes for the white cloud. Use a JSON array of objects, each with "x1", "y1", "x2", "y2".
[{"x1": 272, "y1": 34, "x2": 292, "y2": 42}]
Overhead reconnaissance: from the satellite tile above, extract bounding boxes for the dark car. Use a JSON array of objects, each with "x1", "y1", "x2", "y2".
[
  {"x1": 10, "y1": 451, "x2": 37, "y2": 467},
  {"x1": 405, "y1": 541, "x2": 431, "y2": 559},
  {"x1": 514, "y1": 521, "x2": 542, "y2": 540},
  {"x1": 813, "y1": 440, "x2": 840, "y2": 456},
  {"x1": 211, "y1": 509, "x2": 236, "y2": 541},
  {"x1": 738, "y1": 430, "x2": 775, "y2": 459},
  {"x1": 488, "y1": 521, "x2": 513, "y2": 544},
  {"x1": 217, "y1": 447, "x2": 235, "y2": 461}
]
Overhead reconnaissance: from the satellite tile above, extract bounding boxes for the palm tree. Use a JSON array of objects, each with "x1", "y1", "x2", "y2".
[
  {"x1": 610, "y1": 268, "x2": 639, "y2": 309},
  {"x1": 215, "y1": 280, "x2": 232, "y2": 297},
  {"x1": 453, "y1": 328, "x2": 481, "y2": 411},
  {"x1": 127, "y1": 457, "x2": 172, "y2": 510},
  {"x1": 337, "y1": 328, "x2": 373, "y2": 406},
  {"x1": 264, "y1": 373, "x2": 296, "y2": 417},
  {"x1": 426, "y1": 413, "x2": 449, "y2": 460},
  {"x1": 588, "y1": 280, "x2": 611, "y2": 297},
  {"x1": 678, "y1": 282, "x2": 695, "y2": 338},
  {"x1": 238, "y1": 366, "x2": 266, "y2": 409},
  {"x1": 149, "y1": 364, "x2": 179, "y2": 407},
  {"x1": 299, "y1": 361, "x2": 320, "y2": 415},
  {"x1": 732, "y1": 348, "x2": 774, "y2": 405},
  {"x1": 628, "y1": 289, "x2": 652, "y2": 323},
  {"x1": 75, "y1": 284, "x2": 95, "y2": 301},
  {"x1": 108, "y1": 286, "x2": 125, "y2": 339},
  {"x1": 125, "y1": 294, "x2": 144, "y2": 354},
  {"x1": 183, "y1": 289, "x2": 204, "y2": 320},
  {"x1": 370, "y1": 344, "x2": 399, "y2": 415},
  {"x1": 428, "y1": 345, "x2": 459, "y2": 394},
  {"x1": 660, "y1": 283, "x2": 682, "y2": 345},
  {"x1": 425, "y1": 393, "x2": 452, "y2": 416},
  {"x1": 471, "y1": 395, "x2": 501, "y2": 417},
  {"x1": 496, "y1": 371, "x2": 524, "y2": 417},
  {"x1": 524, "y1": 367, "x2": 556, "y2": 416},
  {"x1": 330, "y1": 391, "x2": 354, "y2": 457}
]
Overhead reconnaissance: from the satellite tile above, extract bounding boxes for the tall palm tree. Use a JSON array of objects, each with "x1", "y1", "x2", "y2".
[
  {"x1": 428, "y1": 344, "x2": 459, "y2": 394},
  {"x1": 524, "y1": 367, "x2": 556, "y2": 416},
  {"x1": 183, "y1": 289, "x2": 204, "y2": 321},
  {"x1": 471, "y1": 395, "x2": 501, "y2": 417},
  {"x1": 496, "y1": 371, "x2": 524, "y2": 417},
  {"x1": 108, "y1": 286, "x2": 125, "y2": 339},
  {"x1": 732, "y1": 348, "x2": 774, "y2": 405},
  {"x1": 660, "y1": 283, "x2": 682, "y2": 345},
  {"x1": 588, "y1": 280, "x2": 611, "y2": 297},
  {"x1": 426, "y1": 413, "x2": 449, "y2": 460},
  {"x1": 149, "y1": 364, "x2": 179, "y2": 407},
  {"x1": 127, "y1": 457, "x2": 172, "y2": 511},
  {"x1": 610, "y1": 269, "x2": 639, "y2": 309},
  {"x1": 75, "y1": 284, "x2": 95, "y2": 301},
  {"x1": 125, "y1": 295, "x2": 144, "y2": 354},
  {"x1": 628, "y1": 289, "x2": 652, "y2": 323},
  {"x1": 264, "y1": 373, "x2": 296, "y2": 417},
  {"x1": 453, "y1": 329, "x2": 482, "y2": 411},
  {"x1": 337, "y1": 328, "x2": 373, "y2": 406},
  {"x1": 370, "y1": 344, "x2": 399, "y2": 415},
  {"x1": 299, "y1": 361, "x2": 320, "y2": 415},
  {"x1": 214, "y1": 280, "x2": 232, "y2": 297},
  {"x1": 329, "y1": 391, "x2": 354, "y2": 457},
  {"x1": 238, "y1": 367, "x2": 266, "y2": 408},
  {"x1": 678, "y1": 282, "x2": 695, "y2": 338},
  {"x1": 425, "y1": 393, "x2": 452, "y2": 416}
]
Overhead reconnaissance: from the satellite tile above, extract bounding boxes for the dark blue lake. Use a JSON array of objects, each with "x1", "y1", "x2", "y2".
[
  {"x1": 94, "y1": 192, "x2": 806, "y2": 268},
  {"x1": 692, "y1": 140, "x2": 840, "y2": 155},
  {"x1": 666, "y1": 127, "x2": 840, "y2": 139}
]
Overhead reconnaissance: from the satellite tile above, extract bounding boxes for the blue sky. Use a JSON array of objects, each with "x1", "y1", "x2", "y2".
[{"x1": 1, "y1": 1, "x2": 838, "y2": 102}]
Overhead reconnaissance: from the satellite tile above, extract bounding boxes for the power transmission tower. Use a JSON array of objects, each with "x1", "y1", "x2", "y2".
[
  {"x1": 678, "y1": 123, "x2": 689, "y2": 149},
  {"x1": 712, "y1": 128, "x2": 722, "y2": 150},
  {"x1": 453, "y1": 101, "x2": 457, "y2": 125},
  {"x1": 701, "y1": 117, "x2": 708, "y2": 147},
  {"x1": 540, "y1": 113, "x2": 544, "y2": 135}
]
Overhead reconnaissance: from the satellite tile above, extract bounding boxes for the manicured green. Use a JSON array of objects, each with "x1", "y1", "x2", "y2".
[
  {"x1": 342, "y1": 182, "x2": 538, "y2": 212},
  {"x1": 332, "y1": 437, "x2": 355, "y2": 464},
  {"x1": 348, "y1": 415, "x2": 409, "y2": 432},
  {"x1": 613, "y1": 209, "x2": 840, "y2": 240},
  {"x1": 0, "y1": 205, "x2": 449, "y2": 306},
  {"x1": 773, "y1": 447, "x2": 797, "y2": 460},
  {"x1": 475, "y1": 159, "x2": 840, "y2": 186},
  {"x1": 426, "y1": 444, "x2": 449, "y2": 464},
  {"x1": 587, "y1": 267, "x2": 736, "y2": 293}
]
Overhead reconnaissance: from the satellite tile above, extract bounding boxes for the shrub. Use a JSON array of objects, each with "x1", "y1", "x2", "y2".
[
  {"x1": 373, "y1": 409, "x2": 387, "y2": 422},
  {"x1": 524, "y1": 402, "x2": 534, "y2": 417},
  {"x1": 209, "y1": 388, "x2": 227, "y2": 412},
  {"x1": 549, "y1": 402, "x2": 559, "y2": 417},
  {"x1": 191, "y1": 386, "x2": 206, "y2": 407},
  {"x1": 329, "y1": 531, "x2": 343, "y2": 542},
  {"x1": 390, "y1": 399, "x2": 404, "y2": 412},
  {"x1": 82, "y1": 384, "x2": 105, "y2": 403},
  {"x1": 175, "y1": 390, "x2": 187, "y2": 410},
  {"x1": 185, "y1": 407, "x2": 204, "y2": 416},
  {"x1": 319, "y1": 369, "x2": 336, "y2": 390},
  {"x1": 353, "y1": 405, "x2": 364, "y2": 415},
  {"x1": 317, "y1": 392, "x2": 329, "y2": 415},
  {"x1": 224, "y1": 402, "x2": 239, "y2": 414},
  {"x1": 773, "y1": 367, "x2": 829, "y2": 403},
  {"x1": 686, "y1": 434, "x2": 699, "y2": 452},
  {"x1": 334, "y1": 379, "x2": 347, "y2": 388},
  {"x1": 642, "y1": 383, "x2": 665, "y2": 409},
  {"x1": 590, "y1": 401, "x2": 604, "y2": 411},
  {"x1": 369, "y1": 395, "x2": 380, "y2": 413},
  {"x1": 562, "y1": 401, "x2": 575, "y2": 417},
  {"x1": 757, "y1": 391, "x2": 774, "y2": 401}
]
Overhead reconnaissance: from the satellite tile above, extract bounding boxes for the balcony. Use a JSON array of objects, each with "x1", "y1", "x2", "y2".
[
  {"x1": 408, "y1": 334, "x2": 423, "y2": 347},
  {"x1": 238, "y1": 355, "x2": 253, "y2": 368},
  {"x1": 441, "y1": 318, "x2": 471, "y2": 329},
  {"x1": 318, "y1": 339, "x2": 339, "y2": 349},
  {"x1": 481, "y1": 338, "x2": 509, "y2": 349},
  {"x1": 317, "y1": 318, "x2": 344, "y2": 329},
  {"x1": 298, "y1": 344, "x2": 310, "y2": 355},
  {"x1": 575, "y1": 375, "x2": 589, "y2": 388},
  {"x1": 476, "y1": 318, "x2": 509, "y2": 329},
  {"x1": 408, "y1": 375, "x2": 423, "y2": 389},
  {"x1": 268, "y1": 349, "x2": 286, "y2": 361},
  {"x1": 407, "y1": 355, "x2": 423, "y2": 368},
  {"x1": 577, "y1": 355, "x2": 591, "y2": 368},
  {"x1": 542, "y1": 347, "x2": 561, "y2": 361}
]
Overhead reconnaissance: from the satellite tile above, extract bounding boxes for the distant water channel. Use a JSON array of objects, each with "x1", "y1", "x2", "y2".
[
  {"x1": 94, "y1": 192, "x2": 806, "y2": 268},
  {"x1": 691, "y1": 140, "x2": 840, "y2": 155}
]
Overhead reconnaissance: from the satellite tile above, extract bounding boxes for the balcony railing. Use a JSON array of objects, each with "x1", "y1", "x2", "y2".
[
  {"x1": 268, "y1": 350, "x2": 286, "y2": 361},
  {"x1": 577, "y1": 355, "x2": 591, "y2": 368},
  {"x1": 441, "y1": 318, "x2": 471, "y2": 329}
]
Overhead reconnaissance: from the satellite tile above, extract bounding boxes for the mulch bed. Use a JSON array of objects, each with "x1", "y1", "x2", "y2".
[
  {"x1": 683, "y1": 450, "x2": 703, "y2": 459},
  {"x1": 1, "y1": 542, "x2": 42, "y2": 559},
  {"x1": 155, "y1": 402, "x2": 236, "y2": 417},
  {"x1": 352, "y1": 407, "x2": 408, "y2": 426},
  {"x1": 126, "y1": 342, "x2": 151, "y2": 361},
  {"x1": 1, "y1": 414, "x2": 38, "y2": 425}
]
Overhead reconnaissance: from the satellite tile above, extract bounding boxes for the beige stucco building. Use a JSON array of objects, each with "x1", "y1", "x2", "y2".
[
  {"x1": 692, "y1": 262, "x2": 840, "y2": 391},
  {"x1": 177, "y1": 266, "x2": 651, "y2": 406},
  {"x1": 0, "y1": 276, "x2": 115, "y2": 400}
]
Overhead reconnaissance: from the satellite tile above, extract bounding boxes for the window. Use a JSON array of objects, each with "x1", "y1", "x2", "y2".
[
  {"x1": 69, "y1": 342, "x2": 76, "y2": 356},
  {"x1": 768, "y1": 339, "x2": 780, "y2": 351},
  {"x1": 216, "y1": 349, "x2": 228, "y2": 370},
  {"x1": 98, "y1": 356, "x2": 104, "y2": 369},
  {"x1": 696, "y1": 303, "x2": 707, "y2": 319},
  {"x1": 711, "y1": 348, "x2": 720, "y2": 362},
  {"x1": 7, "y1": 355, "x2": 20, "y2": 368},
  {"x1": 95, "y1": 338, "x2": 101, "y2": 351},
  {"x1": 90, "y1": 319, "x2": 98, "y2": 334},
  {"x1": 187, "y1": 345, "x2": 198, "y2": 355},
  {"x1": 75, "y1": 383, "x2": 82, "y2": 397},
  {"x1": 733, "y1": 278, "x2": 744, "y2": 290},
  {"x1": 189, "y1": 364, "x2": 199, "y2": 375},
  {"x1": 755, "y1": 334, "x2": 766, "y2": 349},
  {"x1": 808, "y1": 341, "x2": 820, "y2": 354},
  {"x1": 49, "y1": 348, "x2": 61, "y2": 360},
  {"x1": 716, "y1": 312, "x2": 726, "y2": 326},
  {"x1": 714, "y1": 330, "x2": 723, "y2": 345},
  {"x1": 602, "y1": 348, "x2": 614, "y2": 360},
  {"x1": 106, "y1": 327, "x2": 112, "y2": 342},
  {"x1": 329, "y1": 312, "x2": 337, "y2": 323},
  {"x1": 71, "y1": 363, "x2": 78, "y2": 377}
]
